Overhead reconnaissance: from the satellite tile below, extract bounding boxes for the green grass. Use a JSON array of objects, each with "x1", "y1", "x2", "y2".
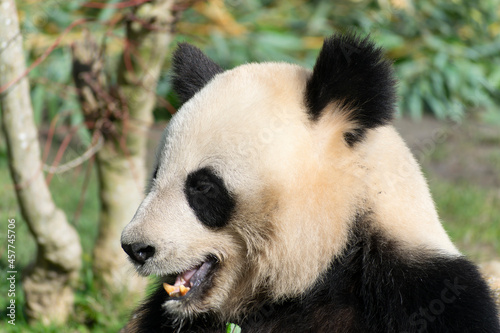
[{"x1": 430, "y1": 179, "x2": 500, "y2": 262}]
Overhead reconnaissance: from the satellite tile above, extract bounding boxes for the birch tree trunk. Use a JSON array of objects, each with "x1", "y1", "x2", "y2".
[
  {"x1": 0, "y1": 0, "x2": 82, "y2": 324},
  {"x1": 72, "y1": 0, "x2": 177, "y2": 294}
]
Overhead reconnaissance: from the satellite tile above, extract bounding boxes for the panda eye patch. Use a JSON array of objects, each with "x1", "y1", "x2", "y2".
[{"x1": 184, "y1": 167, "x2": 235, "y2": 228}]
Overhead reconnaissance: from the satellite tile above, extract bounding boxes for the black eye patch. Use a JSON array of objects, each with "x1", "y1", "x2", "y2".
[{"x1": 184, "y1": 167, "x2": 235, "y2": 228}]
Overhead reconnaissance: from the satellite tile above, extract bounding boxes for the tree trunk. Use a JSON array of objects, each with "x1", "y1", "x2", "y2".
[
  {"x1": 72, "y1": 0, "x2": 177, "y2": 294},
  {"x1": 0, "y1": 0, "x2": 82, "y2": 324}
]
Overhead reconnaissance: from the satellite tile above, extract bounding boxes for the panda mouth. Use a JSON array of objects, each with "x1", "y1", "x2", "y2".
[{"x1": 163, "y1": 256, "x2": 218, "y2": 299}]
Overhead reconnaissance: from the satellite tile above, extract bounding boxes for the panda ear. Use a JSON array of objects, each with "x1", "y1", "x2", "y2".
[
  {"x1": 305, "y1": 33, "x2": 397, "y2": 146},
  {"x1": 171, "y1": 43, "x2": 224, "y2": 104}
]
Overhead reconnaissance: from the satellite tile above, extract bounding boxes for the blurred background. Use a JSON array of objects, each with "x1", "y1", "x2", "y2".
[{"x1": 0, "y1": 0, "x2": 499, "y2": 331}]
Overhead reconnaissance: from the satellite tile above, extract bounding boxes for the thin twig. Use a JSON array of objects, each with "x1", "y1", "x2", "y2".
[
  {"x1": 43, "y1": 134, "x2": 103, "y2": 174},
  {"x1": 0, "y1": 31, "x2": 21, "y2": 55},
  {"x1": 81, "y1": 0, "x2": 151, "y2": 9},
  {"x1": 45, "y1": 127, "x2": 77, "y2": 185}
]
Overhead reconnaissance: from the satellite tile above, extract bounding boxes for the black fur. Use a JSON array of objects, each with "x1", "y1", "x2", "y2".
[
  {"x1": 171, "y1": 43, "x2": 224, "y2": 104},
  {"x1": 151, "y1": 164, "x2": 159, "y2": 180},
  {"x1": 184, "y1": 168, "x2": 235, "y2": 229},
  {"x1": 124, "y1": 216, "x2": 500, "y2": 332},
  {"x1": 305, "y1": 33, "x2": 397, "y2": 146}
]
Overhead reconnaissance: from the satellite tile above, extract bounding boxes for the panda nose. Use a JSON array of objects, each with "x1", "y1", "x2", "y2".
[{"x1": 122, "y1": 242, "x2": 156, "y2": 265}]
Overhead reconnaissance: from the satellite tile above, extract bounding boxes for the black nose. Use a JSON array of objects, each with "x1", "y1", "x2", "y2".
[{"x1": 122, "y1": 242, "x2": 156, "y2": 265}]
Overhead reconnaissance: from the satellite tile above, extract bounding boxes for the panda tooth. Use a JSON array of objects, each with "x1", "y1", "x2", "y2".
[
  {"x1": 163, "y1": 282, "x2": 190, "y2": 297},
  {"x1": 179, "y1": 285, "x2": 190, "y2": 296},
  {"x1": 163, "y1": 283, "x2": 179, "y2": 297}
]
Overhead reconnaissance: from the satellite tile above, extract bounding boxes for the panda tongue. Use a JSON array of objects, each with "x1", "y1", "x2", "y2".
[{"x1": 174, "y1": 267, "x2": 198, "y2": 287}]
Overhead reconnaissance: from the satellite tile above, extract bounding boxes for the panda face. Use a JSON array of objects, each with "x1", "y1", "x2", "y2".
[
  {"x1": 121, "y1": 62, "x2": 352, "y2": 316},
  {"x1": 121, "y1": 36, "x2": 458, "y2": 320}
]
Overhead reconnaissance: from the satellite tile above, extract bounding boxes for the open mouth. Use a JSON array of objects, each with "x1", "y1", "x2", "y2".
[{"x1": 163, "y1": 256, "x2": 218, "y2": 299}]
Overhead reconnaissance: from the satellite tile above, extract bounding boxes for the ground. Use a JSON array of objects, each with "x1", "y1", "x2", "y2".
[{"x1": 394, "y1": 115, "x2": 500, "y2": 189}]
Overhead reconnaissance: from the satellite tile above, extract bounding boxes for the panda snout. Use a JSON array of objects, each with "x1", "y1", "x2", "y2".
[{"x1": 122, "y1": 242, "x2": 156, "y2": 265}]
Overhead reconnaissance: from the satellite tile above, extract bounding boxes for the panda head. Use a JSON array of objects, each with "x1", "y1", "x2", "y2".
[{"x1": 121, "y1": 34, "x2": 457, "y2": 320}]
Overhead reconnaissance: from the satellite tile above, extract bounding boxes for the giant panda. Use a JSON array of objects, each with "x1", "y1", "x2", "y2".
[{"x1": 120, "y1": 34, "x2": 500, "y2": 332}]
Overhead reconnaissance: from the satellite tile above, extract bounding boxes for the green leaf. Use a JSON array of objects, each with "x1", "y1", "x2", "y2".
[{"x1": 226, "y1": 322, "x2": 242, "y2": 333}]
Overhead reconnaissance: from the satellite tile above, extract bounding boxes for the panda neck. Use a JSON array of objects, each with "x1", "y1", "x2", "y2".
[{"x1": 237, "y1": 218, "x2": 497, "y2": 333}]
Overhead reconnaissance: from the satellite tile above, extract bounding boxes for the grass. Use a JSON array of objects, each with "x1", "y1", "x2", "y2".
[
  {"x1": 0, "y1": 140, "x2": 499, "y2": 332},
  {"x1": 430, "y1": 179, "x2": 500, "y2": 262}
]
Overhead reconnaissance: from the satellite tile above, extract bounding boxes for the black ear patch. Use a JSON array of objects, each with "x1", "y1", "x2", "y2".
[
  {"x1": 171, "y1": 43, "x2": 224, "y2": 104},
  {"x1": 184, "y1": 167, "x2": 235, "y2": 229},
  {"x1": 305, "y1": 33, "x2": 397, "y2": 146}
]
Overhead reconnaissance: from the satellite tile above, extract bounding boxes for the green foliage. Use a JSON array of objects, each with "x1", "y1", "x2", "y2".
[
  {"x1": 16, "y1": 0, "x2": 500, "y2": 123},
  {"x1": 179, "y1": 0, "x2": 500, "y2": 120},
  {"x1": 385, "y1": 1, "x2": 500, "y2": 120}
]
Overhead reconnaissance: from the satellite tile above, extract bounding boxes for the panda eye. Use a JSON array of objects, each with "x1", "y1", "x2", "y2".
[
  {"x1": 184, "y1": 167, "x2": 235, "y2": 228},
  {"x1": 186, "y1": 171, "x2": 215, "y2": 195},
  {"x1": 191, "y1": 181, "x2": 213, "y2": 194}
]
